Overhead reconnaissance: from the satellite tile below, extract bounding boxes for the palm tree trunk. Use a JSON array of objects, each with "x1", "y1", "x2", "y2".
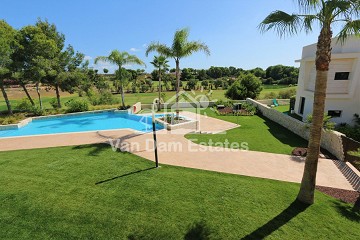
[
  {"x1": 175, "y1": 59, "x2": 180, "y2": 117},
  {"x1": 0, "y1": 80, "x2": 13, "y2": 115},
  {"x1": 55, "y1": 84, "x2": 62, "y2": 108},
  {"x1": 119, "y1": 67, "x2": 125, "y2": 108},
  {"x1": 297, "y1": 27, "x2": 332, "y2": 204},
  {"x1": 36, "y1": 82, "x2": 42, "y2": 110},
  {"x1": 19, "y1": 80, "x2": 35, "y2": 106},
  {"x1": 158, "y1": 67, "x2": 162, "y2": 111}
]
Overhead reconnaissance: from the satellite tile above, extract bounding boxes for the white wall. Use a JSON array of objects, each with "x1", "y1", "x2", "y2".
[{"x1": 295, "y1": 36, "x2": 360, "y2": 125}]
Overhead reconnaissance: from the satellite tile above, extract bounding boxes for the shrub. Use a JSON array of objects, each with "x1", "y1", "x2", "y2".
[
  {"x1": 16, "y1": 98, "x2": 33, "y2": 112},
  {"x1": 278, "y1": 88, "x2": 296, "y2": 99},
  {"x1": 225, "y1": 73, "x2": 262, "y2": 100},
  {"x1": 289, "y1": 96, "x2": 296, "y2": 110},
  {"x1": 118, "y1": 105, "x2": 131, "y2": 110},
  {"x1": 49, "y1": 98, "x2": 60, "y2": 109},
  {"x1": 31, "y1": 106, "x2": 45, "y2": 116},
  {"x1": 88, "y1": 91, "x2": 119, "y2": 106},
  {"x1": 306, "y1": 114, "x2": 335, "y2": 130},
  {"x1": 241, "y1": 102, "x2": 257, "y2": 115},
  {"x1": 65, "y1": 99, "x2": 89, "y2": 113},
  {"x1": 263, "y1": 92, "x2": 278, "y2": 99},
  {"x1": 336, "y1": 125, "x2": 360, "y2": 142}
]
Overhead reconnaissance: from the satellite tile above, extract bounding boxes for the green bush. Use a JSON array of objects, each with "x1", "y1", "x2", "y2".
[
  {"x1": 336, "y1": 125, "x2": 360, "y2": 142},
  {"x1": 31, "y1": 106, "x2": 45, "y2": 116},
  {"x1": 16, "y1": 98, "x2": 33, "y2": 112},
  {"x1": 49, "y1": 98, "x2": 60, "y2": 109},
  {"x1": 65, "y1": 99, "x2": 89, "y2": 113},
  {"x1": 225, "y1": 73, "x2": 262, "y2": 100},
  {"x1": 263, "y1": 92, "x2": 278, "y2": 99},
  {"x1": 289, "y1": 96, "x2": 296, "y2": 110},
  {"x1": 306, "y1": 114, "x2": 335, "y2": 130},
  {"x1": 278, "y1": 88, "x2": 296, "y2": 99},
  {"x1": 88, "y1": 91, "x2": 119, "y2": 106},
  {"x1": 241, "y1": 102, "x2": 257, "y2": 115}
]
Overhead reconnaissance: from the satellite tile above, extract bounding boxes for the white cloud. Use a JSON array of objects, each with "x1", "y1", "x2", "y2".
[
  {"x1": 93, "y1": 60, "x2": 117, "y2": 73},
  {"x1": 130, "y1": 47, "x2": 141, "y2": 52},
  {"x1": 84, "y1": 55, "x2": 92, "y2": 61}
]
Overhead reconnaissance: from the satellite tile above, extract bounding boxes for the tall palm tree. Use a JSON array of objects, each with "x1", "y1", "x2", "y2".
[
  {"x1": 259, "y1": 0, "x2": 360, "y2": 204},
  {"x1": 95, "y1": 50, "x2": 145, "y2": 108},
  {"x1": 146, "y1": 28, "x2": 210, "y2": 116},
  {"x1": 150, "y1": 55, "x2": 169, "y2": 110}
]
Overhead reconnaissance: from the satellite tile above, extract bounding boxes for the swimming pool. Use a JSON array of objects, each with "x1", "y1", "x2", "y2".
[{"x1": 0, "y1": 111, "x2": 164, "y2": 138}]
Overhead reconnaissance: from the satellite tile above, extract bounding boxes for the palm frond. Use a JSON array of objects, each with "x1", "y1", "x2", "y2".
[
  {"x1": 145, "y1": 42, "x2": 173, "y2": 57},
  {"x1": 94, "y1": 56, "x2": 114, "y2": 65},
  {"x1": 295, "y1": 0, "x2": 320, "y2": 13},
  {"x1": 173, "y1": 28, "x2": 190, "y2": 55},
  {"x1": 303, "y1": 14, "x2": 318, "y2": 33},
  {"x1": 337, "y1": 19, "x2": 360, "y2": 43},
  {"x1": 124, "y1": 54, "x2": 146, "y2": 67},
  {"x1": 259, "y1": 10, "x2": 302, "y2": 37},
  {"x1": 181, "y1": 41, "x2": 210, "y2": 58}
]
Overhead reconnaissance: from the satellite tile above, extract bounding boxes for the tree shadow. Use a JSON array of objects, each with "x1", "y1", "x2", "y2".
[
  {"x1": 260, "y1": 115, "x2": 308, "y2": 149},
  {"x1": 333, "y1": 198, "x2": 360, "y2": 223},
  {"x1": 184, "y1": 220, "x2": 212, "y2": 240},
  {"x1": 95, "y1": 167, "x2": 156, "y2": 185},
  {"x1": 241, "y1": 199, "x2": 310, "y2": 240},
  {"x1": 72, "y1": 143, "x2": 110, "y2": 156}
]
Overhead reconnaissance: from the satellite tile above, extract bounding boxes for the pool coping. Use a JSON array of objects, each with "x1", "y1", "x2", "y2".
[{"x1": 0, "y1": 108, "x2": 129, "y2": 130}]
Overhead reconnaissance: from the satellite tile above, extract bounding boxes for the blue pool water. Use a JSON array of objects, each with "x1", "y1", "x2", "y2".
[{"x1": 0, "y1": 112, "x2": 164, "y2": 138}]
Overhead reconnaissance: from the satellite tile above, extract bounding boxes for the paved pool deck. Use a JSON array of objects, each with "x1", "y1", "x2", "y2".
[{"x1": 0, "y1": 111, "x2": 357, "y2": 191}]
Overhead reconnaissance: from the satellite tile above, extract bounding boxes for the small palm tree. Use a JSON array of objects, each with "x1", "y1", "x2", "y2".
[
  {"x1": 259, "y1": 0, "x2": 360, "y2": 204},
  {"x1": 95, "y1": 50, "x2": 145, "y2": 108},
  {"x1": 146, "y1": 28, "x2": 210, "y2": 116},
  {"x1": 150, "y1": 56, "x2": 169, "y2": 110}
]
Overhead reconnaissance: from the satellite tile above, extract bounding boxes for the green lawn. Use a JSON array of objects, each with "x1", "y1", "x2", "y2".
[
  {"x1": 0, "y1": 144, "x2": 358, "y2": 239},
  {"x1": 274, "y1": 105, "x2": 290, "y2": 113},
  {"x1": 186, "y1": 108, "x2": 308, "y2": 155}
]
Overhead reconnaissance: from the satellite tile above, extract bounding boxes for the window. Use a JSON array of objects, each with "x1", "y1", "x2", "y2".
[
  {"x1": 328, "y1": 110, "x2": 342, "y2": 118},
  {"x1": 299, "y1": 97, "x2": 305, "y2": 115},
  {"x1": 334, "y1": 72, "x2": 350, "y2": 80}
]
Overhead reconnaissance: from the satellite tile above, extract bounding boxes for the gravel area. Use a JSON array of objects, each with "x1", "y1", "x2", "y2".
[{"x1": 316, "y1": 185, "x2": 359, "y2": 205}]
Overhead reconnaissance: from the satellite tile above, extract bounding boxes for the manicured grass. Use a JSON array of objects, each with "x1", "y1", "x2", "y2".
[
  {"x1": 186, "y1": 108, "x2": 308, "y2": 155},
  {"x1": 274, "y1": 105, "x2": 290, "y2": 113},
  {"x1": 0, "y1": 144, "x2": 358, "y2": 239}
]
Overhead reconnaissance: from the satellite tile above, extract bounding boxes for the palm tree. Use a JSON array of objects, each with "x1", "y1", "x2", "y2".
[
  {"x1": 145, "y1": 28, "x2": 210, "y2": 116},
  {"x1": 95, "y1": 50, "x2": 145, "y2": 108},
  {"x1": 259, "y1": 0, "x2": 360, "y2": 204},
  {"x1": 150, "y1": 56, "x2": 169, "y2": 110}
]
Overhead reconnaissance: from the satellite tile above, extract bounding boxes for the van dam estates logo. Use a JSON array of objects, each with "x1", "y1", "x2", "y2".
[
  {"x1": 108, "y1": 138, "x2": 249, "y2": 153},
  {"x1": 138, "y1": 90, "x2": 220, "y2": 133}
]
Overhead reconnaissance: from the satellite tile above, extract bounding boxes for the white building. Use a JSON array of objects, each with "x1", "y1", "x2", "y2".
[{"x1": 295, "y1": 36, "x2": 360, "y2": 125}]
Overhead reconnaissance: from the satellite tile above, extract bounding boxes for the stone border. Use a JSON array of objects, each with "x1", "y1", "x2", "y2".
[{"x1": 247, "y1": 98, "x2": 345, "y2": 160}]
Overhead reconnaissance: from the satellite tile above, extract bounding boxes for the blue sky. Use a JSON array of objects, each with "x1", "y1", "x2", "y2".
[{"x1": 1, "y1": 0, "x2": 325, "y2": 73}]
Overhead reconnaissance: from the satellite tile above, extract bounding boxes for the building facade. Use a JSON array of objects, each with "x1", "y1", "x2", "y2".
[{"x1": 295, "y1": 36, "x2": 360, "y2": 125}]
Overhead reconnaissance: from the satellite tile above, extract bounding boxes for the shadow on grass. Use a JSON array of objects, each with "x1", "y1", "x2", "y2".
[
  {"x1": 241, "y1": 200, "x2": 310, "y2": 240},
  {"x1": 95, "y1": 167, "x2": 156, "y2": 185},
  {"x1": 184, "y1": 220, "x2": 212, "y2": 240},
  {"x1": 72, "y1": 143, "x2": 110, "y2": 156},
  {"x1": 260, "y1": 114, "x2": 308, "y2": 149},
  {"x1": 333, "y1": 197, "x2": 360, "y2": 223}
]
